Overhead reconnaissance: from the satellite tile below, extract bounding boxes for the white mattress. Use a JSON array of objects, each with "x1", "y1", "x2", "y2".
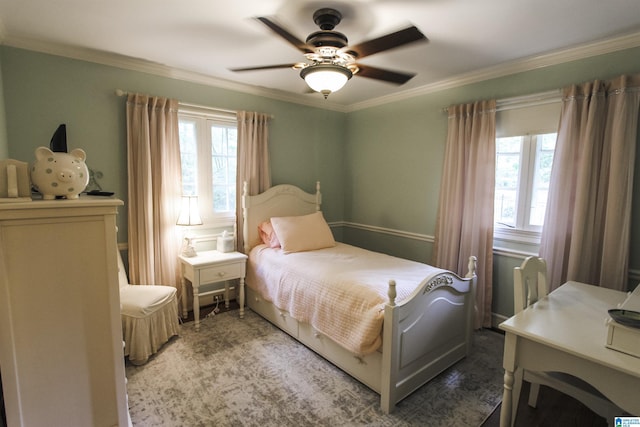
[{"x1": 246, "y1": 242, "x2": 446, "y2": 355}]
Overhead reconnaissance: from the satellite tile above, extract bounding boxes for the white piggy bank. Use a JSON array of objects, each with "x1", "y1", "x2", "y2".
[{"x1": 30, "y1": 146, "x2": 89, "y2": 200}]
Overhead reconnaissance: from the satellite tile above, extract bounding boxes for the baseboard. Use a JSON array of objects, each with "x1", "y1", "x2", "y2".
[{"x1": 491, "y1": 312, "x2": 509, "y2": 330}]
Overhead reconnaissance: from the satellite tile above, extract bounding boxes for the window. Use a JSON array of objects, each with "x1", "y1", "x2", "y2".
[
  {"x1": 178, "y1": 107, "x2": 237, "y2": 226},
  {"x1": 495, "y1": 133, "x2": 556, "y2": 232},
  {"x1": 493, "y1": 94, "x2": 561, "y2": 243}
]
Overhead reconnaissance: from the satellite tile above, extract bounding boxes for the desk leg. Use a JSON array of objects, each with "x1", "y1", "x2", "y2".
[
  {"x1": 500, "y1": 333, "x2": 517, "y2": 427},
  {"x1": 193, "y1": 284, "x2": 200, "y2": 332},
  {"x1": 180, "y1": 276, "x2": 188, "y2": 319},
  {"x1": 501, "y1": 370, "x2": 516, "y2": 427},
  {"x1": 239, "y1": 276, "x2": 245, "y2": 319}
]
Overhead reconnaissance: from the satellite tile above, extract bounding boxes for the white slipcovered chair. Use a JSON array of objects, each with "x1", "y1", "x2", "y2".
[
  {"x1": 511, "y1": 256, "x2": 621, "y2": 426},
  {"x1": 118, "y1": 251, "x2": 179, "y2": 365}
]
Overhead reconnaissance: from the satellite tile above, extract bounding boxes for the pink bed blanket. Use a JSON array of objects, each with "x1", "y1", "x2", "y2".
[{"x1": 246, "y1": 242, "x2": 446, "y2": 355}]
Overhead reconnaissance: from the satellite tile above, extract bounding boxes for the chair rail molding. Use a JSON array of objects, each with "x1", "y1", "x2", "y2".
[{"x1": 330, "y1": 221, "x2": 434, "y2": 243}]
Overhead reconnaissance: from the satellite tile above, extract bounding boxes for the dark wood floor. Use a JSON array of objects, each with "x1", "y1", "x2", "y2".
[{"x1": 481, "y1": 380, "x2": 608, "y2": 427}]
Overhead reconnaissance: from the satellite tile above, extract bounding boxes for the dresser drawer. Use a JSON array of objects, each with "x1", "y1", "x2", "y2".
[{"x1": 199, "y1": 261, "x2": 245, "y2": 283}]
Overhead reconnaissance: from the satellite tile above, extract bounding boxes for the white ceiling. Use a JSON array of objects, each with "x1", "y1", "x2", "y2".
[{"x1": 1, "y1": 0, "x2": 640, "y2": 109}]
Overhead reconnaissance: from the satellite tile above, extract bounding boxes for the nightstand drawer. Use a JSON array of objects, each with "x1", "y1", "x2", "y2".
[{"x1": 199, "y1": 262, "x2": 245, "y2": 283}]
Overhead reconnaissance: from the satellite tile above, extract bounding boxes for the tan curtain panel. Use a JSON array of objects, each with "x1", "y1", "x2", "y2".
[
  {"x1": 540, "y1": 74, "x2": 640, "y2": 291},
  {"x1": 433, "y1": 100, "x2": 496, "y2": 329},
  {"x1": 126, "y1": 93, "x2": 182, "y2": 288},
  {"x1": 236, "y1": 111, "x2": 272, "y2": 253}
]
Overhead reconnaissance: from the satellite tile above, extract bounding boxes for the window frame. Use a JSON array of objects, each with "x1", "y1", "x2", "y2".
[
  {"x1": 492, "y1": 93, "x2": 561, "y2": 247},
  {"x1": 494, "y1": 131, "x2": 556, "y2": 243},
  {"x1": 495, "y1": 133, "x2": 555, "y2": 230},
  {"x1": 178, "y1": 106, "x2": 237, "y2": 228}
]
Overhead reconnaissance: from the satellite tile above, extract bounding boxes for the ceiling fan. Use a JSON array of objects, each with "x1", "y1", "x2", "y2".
[{"x1": 230, "y1": 8, "x2": 428, "y2": 98}]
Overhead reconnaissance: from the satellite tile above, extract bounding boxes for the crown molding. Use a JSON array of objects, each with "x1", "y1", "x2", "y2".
[
  {"x1": 1, "y1": 36, "x2": 349, "y2": 113},
  {"x1": 3, "y1": 30, "x2": 640, "y2": 112},
  {"x1": 346, "y1": 31, "x2": 640, "y2": 112}
]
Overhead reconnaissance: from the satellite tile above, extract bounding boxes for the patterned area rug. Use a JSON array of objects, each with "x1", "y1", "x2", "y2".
[{"x1": 126, "y1": 310, "x2": 504, "y2": 426}]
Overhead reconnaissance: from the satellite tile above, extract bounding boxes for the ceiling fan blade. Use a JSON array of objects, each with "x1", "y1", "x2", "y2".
[
  {"x1": 230, "y1": 64, "x2": 298, "y2": 72},
  {"x1": 355, "y1": 64, "x2": 416, "y2": 85},
  {"x1": 256, "y1": 17, "x2": 314, "y2": 54},
  {"x1": 345, "y1": 26, "x2": 427, "y2": 59}
]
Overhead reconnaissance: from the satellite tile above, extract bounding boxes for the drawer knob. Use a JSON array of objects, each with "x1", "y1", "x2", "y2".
[{"x1": 218, "y1": 272, "x2": 226, "y2": 277}]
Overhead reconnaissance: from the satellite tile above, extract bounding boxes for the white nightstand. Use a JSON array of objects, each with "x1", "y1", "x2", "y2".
[{"x1": 178, "y1": 250, "x2": 248, "y2": 331}]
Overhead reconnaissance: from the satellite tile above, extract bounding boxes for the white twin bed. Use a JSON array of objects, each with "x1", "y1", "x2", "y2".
[{"x1": 242, "y1": 182, "x2": 477, "y2": 413}]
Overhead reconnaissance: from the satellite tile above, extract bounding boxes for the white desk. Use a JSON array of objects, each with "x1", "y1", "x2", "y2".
[
  {"x1": 499, "y1": 281, "x2": 640, "y2": 426},
  {"x1": 178, "y1": 250, "x2": 248, "y2": 331}
]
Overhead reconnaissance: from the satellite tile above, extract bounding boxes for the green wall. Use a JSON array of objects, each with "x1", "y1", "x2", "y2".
[
  {"x1": 345, "y1": 46, "x2": 640, "y2": 319},
  {"x1": 3, "y1": 44, "x2": 640, "y2": 322},
  {"x1": 0, "y1": 47, "x2": 346, "y2": 242},
  {"x1": 0, "y1": 53, "x2": 8, "y2": 158}
]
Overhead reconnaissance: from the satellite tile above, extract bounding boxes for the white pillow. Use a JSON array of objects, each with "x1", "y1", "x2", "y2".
[{"x1": 270, "y1": 211, "x2": 335, "y2": 253}]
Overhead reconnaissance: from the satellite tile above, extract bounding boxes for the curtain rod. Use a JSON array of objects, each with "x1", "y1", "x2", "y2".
[
  {"x1": 441, "y1": 89, "x2": 561, "y2": 113},
  {"x1": 115, "y1": 89, "x2": 274, "y2": 119}
]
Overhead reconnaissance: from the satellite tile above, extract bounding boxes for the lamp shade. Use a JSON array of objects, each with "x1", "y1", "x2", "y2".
[
  {"x1": 176, "y1": 195, "x2": 203, "y2": 226},
  {"x1": 300, "y1": 64, "x2": 352, "y2": 98}
]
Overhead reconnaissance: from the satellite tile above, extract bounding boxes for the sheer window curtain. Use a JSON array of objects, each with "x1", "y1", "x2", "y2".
[
  {"x1": 236, "y1": 111, "x2": 271, "y2": 254},
  {"x1": 433, "y1": 100, "x2": 496, "y2": 329},
  {"x1": 540, "y1": 74, "x2": 640, "y2": 291},
  {"x1": 126, "y1": 93, "x2": 182, "y2": 289}
]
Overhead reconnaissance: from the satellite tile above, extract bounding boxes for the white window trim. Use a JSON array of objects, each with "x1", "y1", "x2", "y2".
[
  {"x1": 493, "y1": 90, "x2": 561, "y2": 246},
  {"x1": 178, "y1": 105, "x2": 237, "y2": 229},
  {"x1": 494, "y1": 132, "x2": 554, "y2": 244},
  {"x1": 494, "y1": 226, "x2": 541, "y2": 245}
]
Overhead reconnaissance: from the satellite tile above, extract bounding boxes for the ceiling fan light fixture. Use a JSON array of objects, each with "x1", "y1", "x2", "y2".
[{"x1": 300, "y1": 64, "x2": 352, "y2": 98}]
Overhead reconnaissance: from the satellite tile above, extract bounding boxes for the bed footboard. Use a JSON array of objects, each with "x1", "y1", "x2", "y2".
[
  {"x1": 380, "y1": 256, "x2": 477, "y2": 413},
  {"x1": 247, "y1": 257, "x2": 477, "y2": 415}
]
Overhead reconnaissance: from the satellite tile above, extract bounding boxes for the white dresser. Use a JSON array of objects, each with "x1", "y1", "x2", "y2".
[{"x1": 0, "y1": 198, "x2": 129, "y2": 427}]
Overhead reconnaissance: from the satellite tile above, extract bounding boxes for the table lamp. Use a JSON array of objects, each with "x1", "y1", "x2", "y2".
[{"x1": 177, "y1": 195, "x2": 202, "y2": 257}]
